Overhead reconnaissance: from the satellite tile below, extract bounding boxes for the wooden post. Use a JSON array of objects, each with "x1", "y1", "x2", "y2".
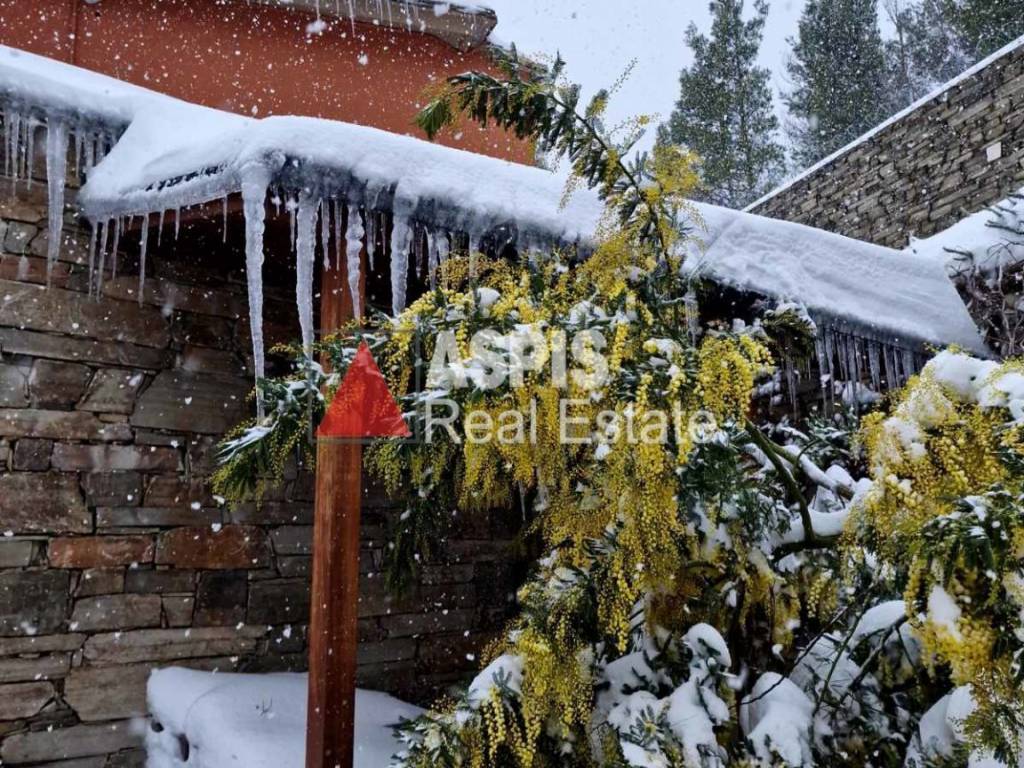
[{"x1": 306, "y1": 245, "x2": 363, "y2": 768}]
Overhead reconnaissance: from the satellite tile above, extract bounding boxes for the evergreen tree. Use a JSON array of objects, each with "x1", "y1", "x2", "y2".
[
  {"x1": 881, "y1": 0, "x2": 972, "y2": 111},
  {"x1": 944, "y1": 0, "x2": 1024, "y2": 58},
  {"x1": 658, "y1": 0, "x2": 784, "y2": 209},
  {"x1": 784, "y1": 0, "x2": 888, "y2": 168}
]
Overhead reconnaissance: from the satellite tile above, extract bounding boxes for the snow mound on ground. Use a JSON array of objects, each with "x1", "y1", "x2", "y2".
[{"x1": 147, "y1": 668, "x2": 422, "y2": 768}]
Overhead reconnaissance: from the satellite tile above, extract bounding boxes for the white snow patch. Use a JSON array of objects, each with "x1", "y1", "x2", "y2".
[{"x1": 146, "y1": 668, "x2": 421, "y2": 768}]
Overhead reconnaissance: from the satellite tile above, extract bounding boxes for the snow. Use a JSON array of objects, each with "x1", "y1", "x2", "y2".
[
  {"x1": 0, "y1": 40, "x2": 988, "y2": 405},
  {"x1": 684, "y1": 203, "x2": 987, "y2": 354},
  {"x1": 146, "y1": 668, "x2": 421, "y2": 768},
  {"x1": 740, "y1": 672, "x2": 815, "y2": 767},
  {"x1": 746, "y1": 33, "x2": 1024, "y2": 212},
  {"x1": 906, "y1": 186, "x2": 1024, "y2": 273}
]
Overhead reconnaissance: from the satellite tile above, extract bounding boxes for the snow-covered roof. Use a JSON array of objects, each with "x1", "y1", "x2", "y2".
[
  {"x1": 746, "y1": 33, "x2": 1024, "y2": 213},
  {"x1": 686, "y1": 204, "x2": 985, "y2": 353},
  {"x1": 906, "y1": 186, "x2": 1024, "y2": 273},
  {"x1": 0, "y1": 43, "x2": 988, "y2": 370}
]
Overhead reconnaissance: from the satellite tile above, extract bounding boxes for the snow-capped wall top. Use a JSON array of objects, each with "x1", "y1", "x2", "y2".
[
  {"x1": 0, "y1": 43, "x2": 987, "y2": 355},
  {"x1": 746, "y1": 33, "x2": 1024, "y2": 213},
  {"x1": 906, "y1": 186, "x2": 1024, "y2": 273}
]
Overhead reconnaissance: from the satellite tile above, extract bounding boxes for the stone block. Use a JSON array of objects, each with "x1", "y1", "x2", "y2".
[
  {"x1": 49, "y1": 536, "x2": 155, "y2": 568},
  {"x1": 381, "y1": 608, "x2": 475, "y2": 638},
  {"x1": 28, "y1": 359, "x2": 92, "y2": 408},
  {"x1": 71, "y1": 594, "x2": 162, "y2": 632},
  {"x1": 0, "y1": 634, "x2": 85, "y2": 655},
  {"x1": 0, "y1": 473, "x2": 91, "y2": 534},
  {"x1": 0, "y1": 409, "x2": 132, "y2": 442},
  {"x1": 0, "y1": 570, "x2": 69, "y2": 636},
  {"x1": 75, "y1": 568, "x2": 126, "y2": 598},
  {"x1": 247, "y1": 579, "x2": 310, "y2": 626},
  {"x1": 0, "y1": 681, "x2": 53, "y2": 720},
  {"x1": 194, "y1": 570, "x2": 247, "y2": 626},
  {"x1": 178, "y1": 345, "x2": 247, "y2": 376},
  {"x1": 171, "y1": 313, "x2": 235, "y2": 349},
  {"x1": 0, "y1": 279, "x2": 171, "y2": 348},
  {"x1": 270, "y1": 525, "x2": 312, "y2": 555},
  {"x1": 0, "y1": 653, "x2": 70, "y2": 682},
  {"x1": 0, "y1": 363, "x2": 29, "y2": 407},
  {"x1": 77, "y1": 368, "x2": 145, "y2": 414},
  {"x1": 227, "y1": 501, "x2": 312, "y2": 525},
  {"x1": 123, "y1": 568, "x2": 195, "y2": 595},
  {"x1": 0, "y1": 539, "x2": 40, "y2": 568},
  {"x1": 0, "y1": 720, "x2": 141, "y2": 763},
  {"x1": 277, "y1": 555, "x2": 311, "y2": 579},
  {"x1": 130, "y1": 370, "x2": 250, "y2": 434},
  {"x1": 356, "y1": 637, "x2": 417, "y2": 665},
  {"x1": 3, "y1": 220, "x2": 37, "y2": 254},
  {"x1": 155, "y1": 526, "x2": 270, "y2": 569},
  {"x1": 63, "y1": 663, "x2": 153, "y2": 722},
  {"x1": 0, "y1": 328, "x2": 169, "y2": 370},
  {"x1": 12, "y1": 438, "x2": 52, "y2": 470},
  {"x1": 82, "y1": 473, "x2": 143, "y2": 507},
  {"x1": 96, "y1": 506, "x2": 215, "y2": 528},
  {"x1": 83, "y1": 626, "x2": 265, "y2": 665},
  {"x1": 52, "y1": 444, "x2": 180, "y2": 472},
  {"x1": 162, "y1": 595, "x2": 194, "y2": 627}
]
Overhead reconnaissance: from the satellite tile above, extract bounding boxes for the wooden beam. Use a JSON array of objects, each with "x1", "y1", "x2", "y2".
[{"x1": 306, "y1": 228, "x2": 364, "y2": 768}]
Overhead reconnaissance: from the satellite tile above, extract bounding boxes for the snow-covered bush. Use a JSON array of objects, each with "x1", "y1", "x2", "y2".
[{"x1": 214, "y1": 51, "x2": 1024, "y2": 768}]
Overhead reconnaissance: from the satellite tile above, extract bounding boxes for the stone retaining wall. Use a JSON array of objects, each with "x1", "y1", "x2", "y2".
[
  {"x1": 750, "y1": 41, "x2": 1024, "y2": 248},
  {"x1": 0, "y1": 161, "x2": 519, "y2": 766}
]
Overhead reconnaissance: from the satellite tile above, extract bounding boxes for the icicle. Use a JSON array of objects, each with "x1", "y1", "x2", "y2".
[
  {"x1": 222, "y1": 195, "x2": 230, "y2": 243},
  {"x1": 241, "y1": 166, "x2": 271, "y2": 419},
  {"x1": 24, "y1": 118, "x2": 35, "y2": 189},
  {"x1": 95, "y1": 219, "x2": 110, "y2": 298},
  {"x1": 173, "y1": 207, "x2": 181, "y2": 241},
  {"x1": 295, "y1": 193, "x2": 318, "y2": 360},
  {"x1": 867, "y1": 341, "x2": 881, "y2": 393},
  {"x1": 332, "y1": 198, "x2": 343, "y2": 271},
  {"x1": 3, "y1": 110, "x2": 14, "y2": 179},
  {"x1": 319, "y1": 199, "x2": 331, "y2": 271},
  {"x1": 367, "y1": 211, "x2": 378, "y2": 271},
  {"x1": 882, "y1": 344, "x2": 896, "y2": 391},
  {"x1": 425, "y1": 230, "x2": 436, "y2": 288},
  {"x1": 110, "y1": 217, "x2": 122, "y2": 281},
  {"x1": 83, "y1": 130, "x2": 95, "y2": 174},
  {"x1": 44, "y1": 118, "x2": 68, "y2": 287},
  {"x1": 784, "y1": 357, "x2": 798, "y2": 415},
  {"x1": 86, "y1": 219, "x2": 98, "y2": 295},
  {"x1": 683, "y1": 290, "x2": 700, "y2": 344},
  {"x1": 138, "y1": 216, "x2": 149, "y2": 307},
  {"x1": 814, "y1": 335, "x2": 830, "y2": 413},
  {"x1": 8, "y1": 111, "x2": 21, "y2": 190},
  {"x1": 345, "y1": 204, "x2": 365, "y2": 318},
  {"x1": 347, "y1": 0, "x2": 356, "y2": 33},
  {"x1": 157, "y1": 209, "x2": 165, "y2": 247},
  {"x1": 902, "y1": 349, "x2": 916, "y2": 382},
  {"x1": 390, "y1": 214, "x2": 411, "y2": 315}
]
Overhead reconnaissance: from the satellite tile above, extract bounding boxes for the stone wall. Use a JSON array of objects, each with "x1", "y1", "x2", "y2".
[
  {"x1": 0, "y1": 163, "x2": 519, "y2": 766},
  {"x1": 751, "y1": 41, "x2": 1024, "y2": 248}
]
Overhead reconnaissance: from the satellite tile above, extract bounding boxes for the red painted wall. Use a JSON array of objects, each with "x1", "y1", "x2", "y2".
[{"x1": 0, "y1": 0, "x2": 530, "y2": 163}]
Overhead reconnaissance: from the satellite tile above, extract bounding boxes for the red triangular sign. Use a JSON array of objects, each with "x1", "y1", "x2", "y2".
[{"x1": 317, "y1": 341, "x2": 412, "y2": 439}]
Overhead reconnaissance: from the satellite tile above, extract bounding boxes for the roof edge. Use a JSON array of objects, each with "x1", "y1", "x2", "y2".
[{"x1": 246, "y1": 0, "x2": 497, "y2": 51}]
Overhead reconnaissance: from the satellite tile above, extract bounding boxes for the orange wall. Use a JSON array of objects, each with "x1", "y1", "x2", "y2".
[{"x1": 0, "y1": 0, "x2": 530, "y2": 163}]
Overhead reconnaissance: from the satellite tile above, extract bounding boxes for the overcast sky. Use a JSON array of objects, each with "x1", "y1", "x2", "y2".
[{"x1": 483, "y1": 0, "x2": 809, "y2": 152}]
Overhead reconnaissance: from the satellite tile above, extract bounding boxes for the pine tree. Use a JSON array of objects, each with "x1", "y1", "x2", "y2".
[
  {"x1": 881, "y1": 0, "x2": 972, "y2": 112},
  {"x1": 943, "y1": 0, "x2": 1024, "y2": 58},
  {"x1": 784, "y1": 0, "x2": 889, "y2": 168},
  {"x1": 658, "y1": 0, "x2": 784, "y2": 209}
]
